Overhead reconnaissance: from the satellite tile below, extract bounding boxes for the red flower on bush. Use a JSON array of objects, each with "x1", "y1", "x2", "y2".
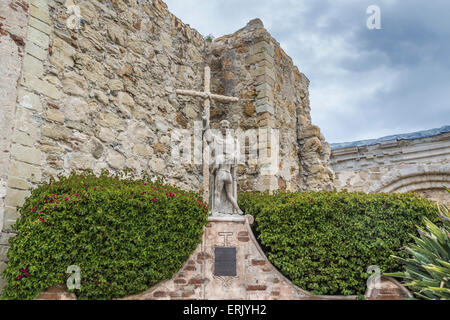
[
  {"x1": 169, "y1": 192, "x2": 174, "y2": 198},
  {"x1": 17, "y1": 267, "x2": 30, "y2": 280},
  {"x1": 152, "y1": 198, "x2": 157, "y2": 203}
]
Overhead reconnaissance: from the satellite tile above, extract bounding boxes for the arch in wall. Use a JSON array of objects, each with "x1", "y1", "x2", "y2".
[{"x1": 368, "y1": 164, "x2": 450, "y2": 196}]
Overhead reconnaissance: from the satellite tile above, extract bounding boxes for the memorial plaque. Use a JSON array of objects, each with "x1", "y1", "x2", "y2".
[{"x1": 214, "y1": 247, "x2": 236, "y2": 276}]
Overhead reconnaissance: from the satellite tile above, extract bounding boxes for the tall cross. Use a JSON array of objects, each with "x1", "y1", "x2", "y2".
[{"x1": 176, "y1": 66, "x2": 239, "y2": 203}]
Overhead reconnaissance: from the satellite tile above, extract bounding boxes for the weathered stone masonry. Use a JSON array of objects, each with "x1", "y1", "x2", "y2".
[
  {"x1": 123, "y1": 216, "x2": 355, "y2": 300},
  {"x1": 331, "y1": 126, "x2": 450, "y2": 205},
  {"x1": 0, "y1": 0, "x2": 333, "y2": 292},
  {"x1": 207, "y1": 19, "x2": 334, "y2": 192}
]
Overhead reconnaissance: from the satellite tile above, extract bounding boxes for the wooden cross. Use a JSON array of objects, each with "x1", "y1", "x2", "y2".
[{"x1": 176, "y1": 66, "x2": 239, "y2": 203}]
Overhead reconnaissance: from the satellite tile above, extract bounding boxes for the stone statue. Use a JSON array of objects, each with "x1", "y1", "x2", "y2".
[
  {"x1": 203, "y1": 115, "x2": 243, "y2": 216},
  {"x1": 176, "y1": 66, "x2": 239, "y2": 205}
]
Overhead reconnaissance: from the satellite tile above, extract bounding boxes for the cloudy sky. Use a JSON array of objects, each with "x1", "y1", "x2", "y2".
[{"x1": 164, "y1": 0, "x2": 449, "y2": 144}]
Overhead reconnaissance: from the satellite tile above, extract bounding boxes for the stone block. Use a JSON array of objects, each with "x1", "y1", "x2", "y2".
[
  {"x1": 30, "y1": 0, "x2": 48, "y2": 10},
  {"x1": 26, "y1": 26, "x2": 50, "y2": 49},
  {"x1": 7, "y1": 177, "x2": 29, "y2": 190},
  {"x1": 251, "y1": 66, "x2": 276, "y2": 81},
  {"x1": 0, "y1": 262, "x2": 7, "y2": 277},
  {"x1": 28, "y1": 16, "x2": 52, "y2": 35},
  {"x1": 153, "y1": 291, "x2": 168, "y2": 298},
  {"x1": 3, "y1": 207, "x2": 18, "y2": 231},
  {"x1": 109, "y1": 79, "x2": 124, "y2": 91},
  {"x1": 9, "y1": 160, "x2": 42, "y2": 183},
  {"x1": 255, "y1": 101, "x2": 274, "y2": 115},
  {"x1": 41, "y1": 123, "x2": 72, "y2": 141},
  {"x1": 253, "y1": 41, "x2": 274, "y2": 57},
  {"x1": 50, "y1": 38, "x2": 75, "y2": 70},
  {"x1": 23, "y1": 54, "x2": 44, "y2": 78},
  {"x1": 11, "y1": 145, "x2": 42, "y2": 165},
  {"x1": 246, "y1": 285, "x2": 267, "y2": 291},
  {"x1": 18, "y1": 88, "x2": 43, "y2": 112},
  {"x1": 251, "y1": 259, "x2": 266, "y2": 266},
  {"x1": 0, "y1": 232, "x2": 14, "y2": 246},
  {"x1": 0, "y1": 251, "x2": 8, "y2": 265},
  {"x1": 5, "y1": 189, "x2": 30, "y2": 207},
  {"x1": 47, "y1": 108, "x2": 65, "y2": 123},
  {"x1": 62, "y1": 71, "x2": 88, "y2": 97},
  {"x1": 107, "y1": 150, "x2": 126, "y2": 169},
  {"x1": 70, "y1": 153, "x2": 94, "y2": 170},
  {"x1": 256, "y1": 83, "x2": 273, "y2": 100},
  {"x1": 256, "y1": 175, "x2": 278, "y2": 191},
  {"x1": 259, "y1": 60, "x2": 277, "y2": 69},
  {"x1": 303, "y1": 137, "x2": 323, "y2": 153},
  {"x1": 29, "y1": 5, "x2": 51, "y2": 25},
  {"x1": 97, "y1": 127, "x2": 116, "y2": 143},
  {"x1": 12, "y1": 130, "x2": 34, "y2": 147},
  {"x1": 21, "y1": 75, "x2": 62, "y2": 100},
  {"x1": 299, "y1": 125, "x2": 321, "y2": 139},
  {"x1": 149, "y1": 157, "x2": 165, "y2": 174},
  {"x1": 255, "y1": 74, "x2": 276, "y2": 87},
  {"x1": 256, "y1": 96, "x2": 273, "y2": 107},
  {"x1": 245, "y1": 54, "x2": 258, "y2": 66},
  {"x1": 253, "y1": 51, "x2": 275, "y2": 64}
]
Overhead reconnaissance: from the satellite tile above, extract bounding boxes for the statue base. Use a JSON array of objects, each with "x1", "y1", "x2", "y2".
[{"x1": 124, "y1": 215, "x2": 316, "y2": 300}]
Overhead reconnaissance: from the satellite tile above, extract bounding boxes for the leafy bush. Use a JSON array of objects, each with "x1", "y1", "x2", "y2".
[
  {"x1": 238, "y1": 190, "x2": 440, "y2": 296},
  {"x1": 386, "y1": 190, "x2": 449, "y2": 299},
  {"x1": 204, "y1": 34, "x2": 215, "y2": 43},
  {"x1": 1, "y1": 171, "x2": 209, "y2": 300}
]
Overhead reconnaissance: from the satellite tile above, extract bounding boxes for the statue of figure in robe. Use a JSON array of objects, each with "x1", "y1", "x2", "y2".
[{"x1": 203, "y1": 114, "x2": 243, "y2": 216}]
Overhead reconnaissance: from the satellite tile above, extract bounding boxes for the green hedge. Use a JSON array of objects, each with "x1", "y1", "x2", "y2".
[
  {"x1": 1, "y1": 171, "x2": 208, "y2": 300},
  {"x1": 238, "y1": 190, "x2": 440, "y2": 296}
]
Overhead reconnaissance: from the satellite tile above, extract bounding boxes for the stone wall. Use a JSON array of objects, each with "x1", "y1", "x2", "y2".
[
  {"x1": 208, "y1": 19, "x2": 334, "y2": 192},
  {"x1": 0, "y1": 0, "x2": 31, "y2": 291},
  {"x1": 331, "y1": 127, "x2": 450, "y2": 204},
  {"x1": 0, "y1": 0, "x2": 335, "y2": 293}
]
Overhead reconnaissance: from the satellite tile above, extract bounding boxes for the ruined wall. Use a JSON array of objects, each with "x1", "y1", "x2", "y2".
[
  {"x1": 0, "y1": 0, "x2": 209, "y2": 230},
  {"x1": 207, "y1": 19, "x2": 334, "y2": 192},
  {"x1": 0, "y1": 0, "x2": 210, "y2": 291},
  {"x1": 331, "y1": 129, "x2": 450, "y2": 205},
  {"x1": 0, "y1": 0, "x2": 335, "y2": 292},
  {"x1": 0, "y1": 0, "x2": 30, "y2": 291}
]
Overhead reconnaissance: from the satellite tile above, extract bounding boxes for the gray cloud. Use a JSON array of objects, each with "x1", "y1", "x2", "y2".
[{"x1": 164, "y1": 0, "x2": 450, "y2": 143}]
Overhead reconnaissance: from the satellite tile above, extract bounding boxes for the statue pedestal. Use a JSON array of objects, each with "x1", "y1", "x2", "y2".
[{"x1": 125, "y1": 215, "x2": 312, "y2": 300}]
